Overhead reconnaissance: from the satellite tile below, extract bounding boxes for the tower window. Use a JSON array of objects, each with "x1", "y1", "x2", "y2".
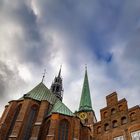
[
  {"x1": 104, "y1": 123, "x2": 109, "y2": 131},
  {"x1": 111, "y1": 108, "x2": 116, "y2": 115},
  {"x1": 130, "y1": 112, "x2": 136, "y2": 121},
  {"x1": 112, "y1": 120, "x2": 118, "y2": 128},
  {"x1": 119, "y1": 105, "x2": 123, "y2": 111},
  {"x1": 97, "y1": 126, "x2": 101, "y2": 133},
  {"x1": 58, "y1": 119, "x2": 69, "y2": 140},
  {"x1": 104, "y1": 111, "x2": 108, "y2": 118},
  {"x1": 121, "y1": 116, "x2": 127, "y2": 124},
  {"x1": 56, "y1": 86, "x2": 59, "y2": 92}
]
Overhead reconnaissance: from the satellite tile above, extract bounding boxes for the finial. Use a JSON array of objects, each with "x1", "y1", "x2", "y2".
[{"x1": 42, "y1": 69, "x2": 47, "y2": 83}]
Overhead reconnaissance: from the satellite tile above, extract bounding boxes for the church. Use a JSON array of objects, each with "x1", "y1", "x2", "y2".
[{"x1": 0, "y1": 67, "x2": 139, "y2": 140}]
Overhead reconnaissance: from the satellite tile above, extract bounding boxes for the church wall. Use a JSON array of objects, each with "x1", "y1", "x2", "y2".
[
  {"x1": 30, "y1": 100, "x2": 50, "y2": 140},
  {"x1": 0, "y1": 101, "x2": 18, "y2": 140},
  {"x1": 7, "y1": 99, "x2": 39, "y2": 140},
  {"x1": 40, "y1": 113, "x2": 84, "y2": 140}
]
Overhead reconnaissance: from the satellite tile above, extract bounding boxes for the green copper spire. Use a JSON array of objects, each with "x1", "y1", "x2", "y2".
[{"x1": 79, "y1": 67, "x2": 93, "y2": 111}]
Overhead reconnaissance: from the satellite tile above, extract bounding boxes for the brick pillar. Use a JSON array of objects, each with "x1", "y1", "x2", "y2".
[
  {"x1": 8, "y1": 99, "x2": 31, "y2": 139},
  {"x1": 46, "y1": 114, "x2": 59, "y2": 140},
  {"x1": 0, "y1": 101, "x2": 17, "y2": 140},
  {"x1": 30, "y1": 100, "x2": 50, "y2": 140},
  {"x1": 124, "y1": 129, "x2": 130, "y2": 140},
  {"x1": 73, "y1": 118, "x2": 80, "y2": 140}
]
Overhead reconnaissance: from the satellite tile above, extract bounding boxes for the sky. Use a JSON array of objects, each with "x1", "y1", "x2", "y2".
[{"x1": 0, "y1": 0, "x2": 140, "y2": 120}]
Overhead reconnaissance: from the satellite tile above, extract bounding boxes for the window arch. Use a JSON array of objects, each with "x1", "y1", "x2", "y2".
[
  {"x1": 6, "y1": 104, "x2": 22, "y2": 139},
  {"x1": 119, "y1": 105, "x2": 123, "y2": 111},
  {"x1": 104, "y1": 123, "x2": 109, "y2": 131},
  {"x1": 121, "y1": 116, "x2": 127, "y2": 124},
  {"x1": 130, "y1": 112, "x2": 136, "y2": 121},
  {"x1": 58, "y1": 119, "x2": 69, "y2": 140},
  {"x1": 22, "y1": 105, "x2": 38, "y2": 140},
  {"x1": 104, "y1": 111, "x2": 108, "y2": 118},
  {"x1": 112, "y1": 120, "x2": 118, "y2": 128},
  {"x1": 111, "y1": 108, "x2": 116, "y2": 115},
  {"x1": 97, "y1": 126, "x2": 101, "y2": 133}
]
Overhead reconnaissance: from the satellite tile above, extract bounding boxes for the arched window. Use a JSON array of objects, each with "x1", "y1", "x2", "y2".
[
  {"x1": 104, "y1": 111, "x2": 108, "y2": 118},
  {"x1": 121, "y1": 116, "x2": 127, "y2": 124},
  {"x1": 111, "y1": 108, "x2": 116, "y2": 115},
  {"x1": 112, "y1": 120, "x2": 118, "y2": 128},
  {"x1": 22, "y1": 105, "x2": 38, "y2": 140},
  {"x1": 119, "y1": 105, "x2": 123, "y2": 111},
  {"x1": 58, "y1": 119, "x2": 69, "y2": 140},
  {"x1": 97, "y1": 126, "x2": 101, "y2": 133},
  {"x1": 104, "y1": 123, "x2": 109, "y2": 131},
  {"x1": 56, "y1": 86, "x2": 59, "y2": 92},
  {"x1": 6, "y1": 104, "x2": 22, "y2": 139},
  {"x1": 130, "y1": 112, "x2": 136, "y2": 121}
]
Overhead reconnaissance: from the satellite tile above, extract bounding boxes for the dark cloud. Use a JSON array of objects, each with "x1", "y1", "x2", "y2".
[
  {"x1": 0, "y1": 59, "x2": 28, "y2": 117},
  {"x1": 0, "y1": 0, "x2": 140, "y2": 119}
]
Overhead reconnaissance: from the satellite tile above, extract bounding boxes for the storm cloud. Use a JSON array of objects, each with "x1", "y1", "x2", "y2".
[{"x1": 0, "y1": 0, "x2": 140, "y2": 120}]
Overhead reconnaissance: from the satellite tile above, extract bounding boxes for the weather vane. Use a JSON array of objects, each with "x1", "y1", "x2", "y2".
[{"x1": 42, "y1": 69, "x2": 47, "y2": 83}]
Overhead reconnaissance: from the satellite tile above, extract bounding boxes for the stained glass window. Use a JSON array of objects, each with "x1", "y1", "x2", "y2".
[
  {"x1": 6, "y1": 104, "x2": 22, "y2": 139},
  {"x1": 22, "y1": 105, "x2": 38, "y2": 140},
  {"x1": 58, "y1": 119, "x2": 69, "y2": 140}
]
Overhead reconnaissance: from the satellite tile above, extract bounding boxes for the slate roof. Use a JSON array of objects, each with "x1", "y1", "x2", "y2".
[
  {"x1": 22, "y1": 82, "x2": 74, "y2": 116},
  {"x1": 79, "y1": 68, "x2": 93, "y2": 111}
]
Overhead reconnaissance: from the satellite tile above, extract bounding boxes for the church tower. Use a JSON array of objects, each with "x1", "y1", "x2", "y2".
[
  {"x1": 50, "y1": 67, "x2": 63, "y2": 101},
  {"x1": 77, "y1": 67, "x2": 97, "y2": 129}
]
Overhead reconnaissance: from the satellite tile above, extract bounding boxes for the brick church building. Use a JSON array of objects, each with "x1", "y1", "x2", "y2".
[{"x1": 0, "y1": 67, "x2": 140, "y2": 140}]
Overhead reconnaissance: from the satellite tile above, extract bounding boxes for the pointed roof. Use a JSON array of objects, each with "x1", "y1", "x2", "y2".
[
  {"x1": 24, "y1": 82, "x2": 56, "y2": 104},
  {"x1": 79, "y1": 67, "x2": 93, "y2": 111},
  {"x1": 22, "y1": 82, "x2": 74, "y2": 116},
  {"x1": 49, "y1": 99, "x2": 74, "y2": 116}
]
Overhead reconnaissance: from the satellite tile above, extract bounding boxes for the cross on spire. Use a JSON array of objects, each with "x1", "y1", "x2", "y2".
[{"x1": 42, "y1": 69, "x2": 47, "y2": 83}]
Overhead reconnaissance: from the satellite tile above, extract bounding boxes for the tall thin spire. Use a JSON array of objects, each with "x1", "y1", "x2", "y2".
[
  {"x1": 58, "y1": 65, "x2": 62, "y2": 77},
  {"x1": 50, "y1": 67, "x2": 63, "y2": 101},
  {"x1": 79, "y1": 66, "x2": 92, "y2": 111}
]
